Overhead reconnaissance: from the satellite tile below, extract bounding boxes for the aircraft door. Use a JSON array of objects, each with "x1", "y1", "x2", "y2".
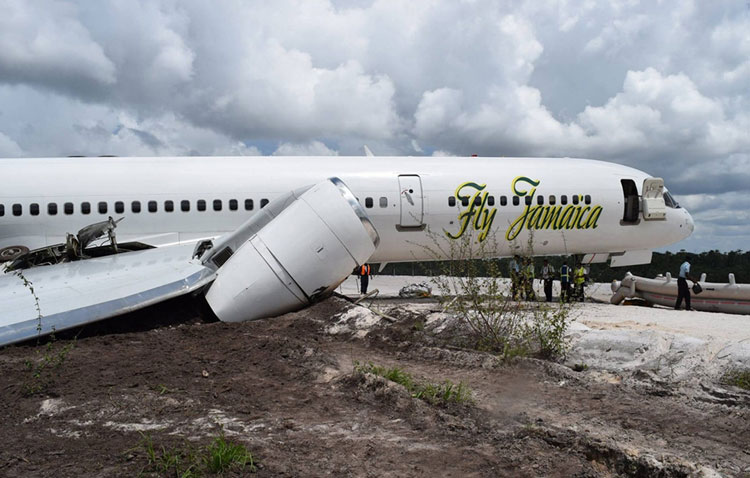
[{"x1": 398, "y1": 175, "x2": 424, "y2": 227}]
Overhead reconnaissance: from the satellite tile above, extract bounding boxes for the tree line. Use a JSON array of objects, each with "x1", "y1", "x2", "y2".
[{"x1": 376, "y1": 250, "x2": 750, "y2": 284}]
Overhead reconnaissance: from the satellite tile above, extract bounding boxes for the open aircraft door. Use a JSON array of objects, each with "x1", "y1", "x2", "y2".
[{"x1": 398, "y1": 175, "x2": 424, "y2": 228}]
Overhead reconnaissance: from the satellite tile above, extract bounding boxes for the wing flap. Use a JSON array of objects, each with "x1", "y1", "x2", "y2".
[{"x1": 0, "y1": 244, "x2": 214, "y2": 347}]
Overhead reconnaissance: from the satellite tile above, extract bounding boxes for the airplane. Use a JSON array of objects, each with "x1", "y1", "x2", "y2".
[{"x1": 0, "y1": 155, "x2": 694, "y2": 346}]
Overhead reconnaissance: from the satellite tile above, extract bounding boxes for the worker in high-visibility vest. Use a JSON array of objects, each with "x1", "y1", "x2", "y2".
[
  {"x1": 573, "y1": 262, "x2": 586, "y2": 302},
  {"x1": 559, "y1": 260, "x2": 571, "y2": 303},
  {"x1": 358, "y1": 263, "x2": 372, "y2": 294}
]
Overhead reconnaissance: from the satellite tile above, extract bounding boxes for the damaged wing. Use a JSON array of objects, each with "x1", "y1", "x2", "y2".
[{"x1": 0, "y1": 244, "x2": 215, "y2": 347}]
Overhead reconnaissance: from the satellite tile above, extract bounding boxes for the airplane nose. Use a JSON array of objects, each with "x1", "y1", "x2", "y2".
[{"x1": 685, "y1": 210, "x2": 695, "y2": 234}]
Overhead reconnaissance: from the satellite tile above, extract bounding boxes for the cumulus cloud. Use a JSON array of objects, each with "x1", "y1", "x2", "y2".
[{"x1": 0, "y1": 0, "x2": 747, "y2": 251}]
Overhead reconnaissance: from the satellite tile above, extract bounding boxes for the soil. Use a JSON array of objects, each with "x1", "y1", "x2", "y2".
[{"x1": 1, "y1": 295, "x2": 748, "y2": 477}]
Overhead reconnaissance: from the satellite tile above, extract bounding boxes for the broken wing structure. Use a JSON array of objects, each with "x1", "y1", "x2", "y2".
[{"x1": 0, "y1": 178, "x2": 378, "y2": 347}]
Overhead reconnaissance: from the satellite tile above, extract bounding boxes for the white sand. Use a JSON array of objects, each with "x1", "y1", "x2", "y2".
[{"x1": 339, "y1": 275, "x2": 750, "y2": 380}]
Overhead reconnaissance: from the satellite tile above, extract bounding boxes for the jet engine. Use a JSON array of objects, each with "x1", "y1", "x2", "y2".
[{"x1": 200, "y1": 178, "x2": 379, "y2": 322}]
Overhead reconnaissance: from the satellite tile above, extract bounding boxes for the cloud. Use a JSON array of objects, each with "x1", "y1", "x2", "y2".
[
  {"x1": 273, "y1": 141, "x2": 338, "y2": 156},
  {"x1": 0, "y1": 0, "x2": 747, "y2": 252},
  {"x1": 0, "y1": 0, "x2": 115, "y2": 96}
]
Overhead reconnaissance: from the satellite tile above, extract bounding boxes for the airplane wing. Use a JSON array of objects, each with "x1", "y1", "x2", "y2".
[
  {"x1": 0, "y1": 178, "x2": 379, "y2": 347},
  {"x1": 0, "y1": 243, "x2": 215, "y2": 347}
]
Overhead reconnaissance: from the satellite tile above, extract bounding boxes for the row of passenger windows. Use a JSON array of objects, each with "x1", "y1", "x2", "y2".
[
  {"x1": 449, "y1": 194, "x2": 592, "y2": 207},
  {"x1": 0, "y1": 198, "x2": 270, "y2": 217}
]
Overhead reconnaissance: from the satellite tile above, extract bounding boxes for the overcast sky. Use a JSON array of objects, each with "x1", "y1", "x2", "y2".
[{"x1": 0, "y1": 0, "x2": 748, "y2": 252}]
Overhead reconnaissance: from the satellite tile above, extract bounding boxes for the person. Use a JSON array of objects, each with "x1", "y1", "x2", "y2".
[
  {"x1": 573, "y1": 261, "x2": 586, "y2": 302},
  {"x1": 358, "y1": 263, "x2": 371, "y2": 294},
  {"x1": 523, "y1": 257, "x2": 536, "y2": 301},
  {"x1": 541, "y1": 259, "x2": 555, "y2": 302},
  {"x1": 509, "y1": 255, "x2": 521, "y2": 300},
  {"x1": 675, "y1": 255, "x2": 697, "y2": 311},
  {"x1": 559, "y1": 260, "x2": 571, "y2": 303}
]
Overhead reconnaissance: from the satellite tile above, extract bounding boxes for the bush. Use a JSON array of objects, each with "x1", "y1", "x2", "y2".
[{"x1": 423, "y1": 231, "x2": 571, "y2": 361}]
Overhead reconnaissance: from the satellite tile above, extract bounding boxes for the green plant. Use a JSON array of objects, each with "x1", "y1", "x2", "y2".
[
  {"x1": 203, "y1": 434, "x2": 255, "y2": 473},
  {"x1": 22, "y1": 336, "x2": 75, "y2": 396},
  {"x1": 135, "y1": 431, "x2": 256, "y2": 477},
  {"x1": 355, "y1": 361, "x2": 473, "y2": 405},
  {"x1": 421, "y1": 229, "x2": 571, "y2": 361},
  {"x1": 721, "y1": 368, "x2": 750, "y2": 390}
]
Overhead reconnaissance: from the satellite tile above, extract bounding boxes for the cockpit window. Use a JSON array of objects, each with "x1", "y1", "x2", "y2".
[{"x1": 663, "y1": 191, "x2": 680, "y2": 208}]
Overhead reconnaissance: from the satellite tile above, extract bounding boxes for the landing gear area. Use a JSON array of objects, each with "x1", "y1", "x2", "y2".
[
  {"x1": 0, "y1": 245, "x2": 29, "y2": 262},
  {"x1": 2, "y1": 217, "x2": 152, "y2": 272}
]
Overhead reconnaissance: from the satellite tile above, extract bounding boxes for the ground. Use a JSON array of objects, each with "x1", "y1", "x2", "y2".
[{"x1": 1, "y1": 288, "x2": 749, "y2": 478}]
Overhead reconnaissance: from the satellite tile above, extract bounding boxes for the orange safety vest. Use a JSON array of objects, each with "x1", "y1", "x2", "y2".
[{"x1": 359, "y1": 264, "x2": 370, "y2": 276}]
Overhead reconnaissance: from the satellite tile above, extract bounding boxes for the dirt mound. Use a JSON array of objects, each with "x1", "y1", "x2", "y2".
[{"x1": 1, "y1": 296, "x2": 748, "y2": 477}]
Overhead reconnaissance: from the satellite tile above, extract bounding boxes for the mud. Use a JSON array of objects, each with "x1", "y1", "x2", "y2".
[{"x1": 1, "y1": 296, "x2": 748, "y2": 477}]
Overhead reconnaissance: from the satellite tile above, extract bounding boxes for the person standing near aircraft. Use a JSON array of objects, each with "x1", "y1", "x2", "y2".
[
  {"x1": 574, "y1": 262, "x2": 586, "y2": 302},
  {"x1": 559, "y1": 260, "x2": 571, "y2": 303},
  {"x1": 675, "y1": 255, "x2": 697, "y2": 311},
  {"x1": 358, "y1": 263, "x2": 372, "y2": 294},
  {"x1": 541, "y1": 259, "x2": 555, "y2": 302},
  {"x1": 509, "y1": 255, "x2": 521, "y2": 300},
  {"x1": 523, "y1": 257, "x2": 536, "y2": 301}
]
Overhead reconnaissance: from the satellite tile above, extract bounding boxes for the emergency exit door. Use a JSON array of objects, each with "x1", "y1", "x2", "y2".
[{"x1": 398, "y1": 175, "x2": 424, "y2": 227}]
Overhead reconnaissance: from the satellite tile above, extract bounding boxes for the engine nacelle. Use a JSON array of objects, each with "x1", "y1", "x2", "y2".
[{"x1": 203, "y1": 178, "x2": 379, "y2": 322}]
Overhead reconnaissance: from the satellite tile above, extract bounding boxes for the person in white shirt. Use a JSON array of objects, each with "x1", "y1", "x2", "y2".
[{"x1": 675, "y1": 255, "x2": 697, "y2": 311}]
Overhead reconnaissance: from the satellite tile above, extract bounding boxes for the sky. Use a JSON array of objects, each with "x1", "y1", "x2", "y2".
[{"x1": 0, "y1": 0, "x2": 748, "y2": 252}]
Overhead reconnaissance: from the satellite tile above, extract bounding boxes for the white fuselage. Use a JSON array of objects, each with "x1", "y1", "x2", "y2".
[{"x1": 0, "y1": 156, "x2": 693, "y2": 262}]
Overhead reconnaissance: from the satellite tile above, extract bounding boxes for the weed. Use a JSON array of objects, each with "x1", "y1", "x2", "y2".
[
  {"x1": 203, "y1": 434, "x2": 255, "y2": 473},
  {"x1": 572, "y1": 363, "x2": 589, "y2": 372},
  {"x1": 721, "y1": 368, "x2": 750, "y2": 391},
  {"x1": 22, "y1": 336, "x2": 75, "y2": 397},
  {"x1": 421, "y1": 229, "x2": 571, "y2": 361},
  {"x1": 355, "y1": 361, "x2": 473, "y2": 405},
  {"x1": 135, "y1": 431, "x2": 256, "y2": 477}
]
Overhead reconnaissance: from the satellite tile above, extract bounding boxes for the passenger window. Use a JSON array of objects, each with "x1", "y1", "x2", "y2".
[
  {"x1": 461, "y1": 197, "x2": 469, "y2": 207},
  {"x1": 99, "y1": 201, "x2": 108, "y2": 214},
  {"x1": 81, "y1": 202, "x2": 91, "y2": 214},
  {"x1": 379, "y1": 197, "x2": 387, "y2": 208},
  {"x1": 549, "y1": 195, "x2": 556, "y2": 205},
  {"x1": 512, "y1": 196, "x2": 520, "y2": 206},
  {"x1": 584, "y1": 195, "x2": 591, "y2": 205},
  {"x1": 365, "y1": 197, "x2": 373, "y2": 208},
  {"x1": 244, "y1": 199, "x2": 253, "y2": 211},
  {"x1": 525, "y1": 196, "x2": 532, "y2": 206},
  {"x1": 48, "y1": 203, "x2": 58, "y2": 215},
  {"x1": 229, "y1": 199, "x2": 238, "y2": 211},
  {"x1": 132, "y1": 201, "x2": 141, "y2": 213},
  {"x1": 64, "y1": 202, "x2": 74, "y2": 215},
  {"x1": 30, "y1": 203, "x2": 40, "y2": 216},
  {"x1": 448, "y1": 196, "x2": 456, "y2": 207},
  {"x1": 12, "y1": 203, "x2": 22, "y2": 216},
  {"x1": 474, "y1": 196, "x2": 482, "y2": 206},
  {"x1": 164, "y1": 200, "x2": 174, "y2": 212},
  {"x1": 213, "y1": 199, "x2": 222, "y2": 211},
  {"x1": 115, "y1": 201, "x2": 124, "y2": 214},
  {"x1": 260, "y1": 199, "x2": 269, "y2": 208},
  {"x1": 488, "y1": 196, "x2": 495, "y2": 206},
  {"x1": 537, "y1": 196, "x2": 544, "y2": 205},
  {"x1": 573, "y1": 195, "x2": 579, "y2": 205},
  {"x1": 561, "y1": 195, "x2": 568, "y2": 205},
  {"x1": 197, "y1": 200, "x2": 206, "y2": 211},
  {"x1": 148, "y1": 201, "x2": 157, "y2": 213},
  {"x1": 500, "y1": 196, "x2": 507, "y2": 206},
  {"x1": 0, "y1": 204, "x2": 4, "y2": 216}
]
